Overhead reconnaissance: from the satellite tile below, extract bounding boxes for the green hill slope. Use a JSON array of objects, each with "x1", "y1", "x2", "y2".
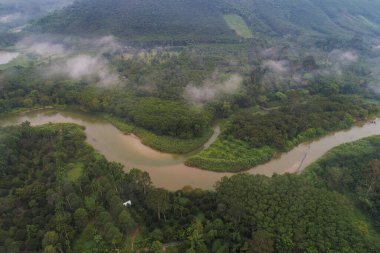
[
  {"x1": 221, "y1": 0, "x2": 380, "y2": 38},
  {"x1": 33, "y1": 0, "x2": 380, "y2": 42},
  {"x1": 33, "y1": 0, "x2": 239, "y2": 43}
]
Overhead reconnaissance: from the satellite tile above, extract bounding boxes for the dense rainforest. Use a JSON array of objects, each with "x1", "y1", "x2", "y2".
[
  {"x1": 1, "y1": 0, "x2": 380, "y2": 252},
  {"x1": 1, "y1": 123, "x2": 380, "y2": 253}
]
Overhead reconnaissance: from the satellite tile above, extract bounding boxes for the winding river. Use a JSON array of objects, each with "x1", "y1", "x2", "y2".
[{"x1": 1, "y1": 109, "x2": 380, "y2": 190}]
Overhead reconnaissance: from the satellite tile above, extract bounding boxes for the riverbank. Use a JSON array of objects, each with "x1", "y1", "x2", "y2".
[
  {"x1": 186, "y1": 97, "x2": 380, "y2": 172},
  {"x1": 103, "y1": 115, "x2": 215, "y2": 154},
  {"x1": 302, "y1": 135, "x2": 380, "y2": 246},
  {"x1": 186, "y1": 117, "x2": 378, "y2": 173},
  {"x1": 2, "y1": 110, "x2": 380, "y2": 190},
  {"x1": 0, "y1": 105, "x2": 216, "y2": 154}
]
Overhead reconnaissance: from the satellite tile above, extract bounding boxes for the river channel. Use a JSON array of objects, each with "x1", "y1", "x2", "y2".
[{"x1": 1, "y1": 109, "x2": 379, "y2": 190}]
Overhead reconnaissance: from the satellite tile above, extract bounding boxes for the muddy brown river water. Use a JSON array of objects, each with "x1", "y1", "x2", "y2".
[{"x1": 1, "y1": 109, "x2": 379, "y2": 190}]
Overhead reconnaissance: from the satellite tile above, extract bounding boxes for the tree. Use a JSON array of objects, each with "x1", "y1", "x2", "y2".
[
  {"x1": 128, "y1": 169, "x2": 152, "y2": 195},
  {"x1": 74, "y1": 208, "x2": 88, "y2": 230},
  {"x1": 118, "y1": 210, "x2": 136, "y2": 233},
  {"x1": 302, "y1": 55, "x2": 318, "y2": 71},
  {"x1": 146, "y1": 188, "x2": 170, "y2": 221},
  {"x1": 66, "y1": 192, "x2": 82, "y2": 211},
  {"x1": 184, "y1": 219, "x2": 207, "y2": 253},
  {"x1": 104, "y1": 224, "x2": 122, "y2": 246},
  {"x1": 365, "y1": 160, "x2": 380, "y2": 193},
  {"x1": 150, "y1": 241, "x2": 164, "y2": 253},
  {"x1": 248, "y1": 230, "x2": 274, "y2": 253},
  {"x1": 43, "y1": 245, "x2": 57, "y2": 253},
  {"x1": 150, "y1": 228, "x2": 164, "y2": 242},
  {"x1": 42, "y1": 231, "x2": 59, "y2": 249},
  {"x1": 84, "y1": 196, "x2": 97, "y2": 215}
]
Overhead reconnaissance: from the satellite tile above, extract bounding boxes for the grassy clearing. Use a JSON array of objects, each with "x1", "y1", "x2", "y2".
[
  {"x1": 67, "y1": 162, "x2": 84, "y2": 182},
  {"x1": 185, "y1": 135, "x2": 275, "y2": 172},
  {"x1": 223, "y1": 14, "x2": 253, "y2": 39},
  {"x1": 185, "y1": 118, "x2": 372, "y2": 172},
  {"x1": 103, "y1": 115, "x2": 214, "y2": 154}
]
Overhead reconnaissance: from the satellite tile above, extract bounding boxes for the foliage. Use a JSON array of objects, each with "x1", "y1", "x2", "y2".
[
  {"x1": 215, "y1": 173, "x2": 380, "y2": 252},
  {"x1": 0, "y1": 123, "x2": 139, "y2": 252},
  {"x1": 66, "y1": 163, "x2": 84, "y2": 183},
  {"x1": 130, "y1": 97, "x2": 210, "y2": 139},
  {"x1": 187, "y1": 95, "x2": 378, "y2": 172},
  {"x1": 229, "y1": 96, "x2": 376, "y2": 150},
  {"x1": 1, "y1": 123, "x2": 380, "y2": 252},
  {"x1": 32, "y1": 0, "x2": 239, "y2": 43},
  {"x1": 305, "y1": 135, "x2": 380, "y2": 233},
  {"x1": 186, "y1": 136, "x2": 274, "y2": 172},
  {"x1": 0, "y1": 71, "x2": 213, "y2": 151},
  {"x1": 30, "y1": 0, "x2": 380, "y2": 45}
]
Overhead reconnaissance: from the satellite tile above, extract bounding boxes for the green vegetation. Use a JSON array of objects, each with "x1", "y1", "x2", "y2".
[
  {"x1": 0, "y1": 68, "x2": 214, "y2": 153},
  {"x1": 30, "y1": 0, "x2": 380, "y2": 42},
  {"x1": 32, "y1": 0, "x2": 239, "y2": 43},
  {"x1": 67, "y1": 162, "x2": 84, "y2": 183},
  {"x1": 104, "y1": 115, "x2": 214, "y2": 154},
  {"x1": 0, "y1": 55, "x2": 29, "y2": 71},
  {"x1": 305, "y1": 135, "x2": 380, "y2": 232},
  {"x1": 221, "y1": 0, "x2": 380, "y2": 38},
  {"x1": 72, "y1": 224, "x2": 97, "y2": 253},
  {"x1": 0, "y1": 123, "x2": 139, "y2": 252},
  {"x1": 223, "y1": 14, "x2": 253, "y2": 39},
  {"x1": 130, "y1": 97, "x2": 210, "y2": 139},
  {"x1": 188, "y1": 95, "x2": 378, "y2": 172},
  {"x1": 186, "y1": 136, "x2": 275, "y2": 172},
  {"x1": 2, "y1": 0, "x2": 380, "y2": 252},
  {"x1": 1, "y1": 123, "x2": 380, "y2": 252}
]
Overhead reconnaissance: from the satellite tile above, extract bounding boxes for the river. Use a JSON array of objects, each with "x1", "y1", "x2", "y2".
[{"x1": 1, "y1": 109, "x2": 379, "y2": 190}]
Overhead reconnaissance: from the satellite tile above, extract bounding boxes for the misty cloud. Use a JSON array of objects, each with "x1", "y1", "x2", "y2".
[
  {"x1": 322, "y1": 50, "x2": 359, "y2": 76},
  {"x1": 373, "y1": 44, "x2": 380, "y2": 51},
  {"x1": 0, "y1": 13, "x2": 22, "y2": 24},
  {"x1": 16, "y1": 35, "x2": 122, "y2": 57},
  {"x1": 89, "y1": 36, "x2": 122, "y2": 54},
  {"x1": 263, "y1": 60, "x2": 289, "y2": 73},
  {"x1": 261, "y1": 59, "x2": 295, "y2": 88},
  {"x1": 184, "y1": 73, "x2": 242, "y2": 104},
  {"x1": 17, "y1": 38, "x2": 66, "y2": 57},
  {"x1": 0, "y1": 52, "x2": 19, "y2": 65},
  {"x1": 48, "y1": 55, "x2": 119, "y2": 86},
  {"x1": 15, "y1": 35, "x2": 123, "y2": 86},
  {"x1": 328, "y1": 50, "x2": 358, "y2": 65},
  {"x1": 257, "y1": 44, "x2": 363, "y2": 89}
]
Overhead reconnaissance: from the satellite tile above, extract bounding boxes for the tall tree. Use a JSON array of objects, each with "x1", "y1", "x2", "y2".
[{"x1": 146, "y1": 188, "x2": 169, "y2": 221}]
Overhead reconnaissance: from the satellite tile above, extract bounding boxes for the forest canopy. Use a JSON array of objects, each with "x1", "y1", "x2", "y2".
[{"x1": 1, "y1": 123, "x2": 379, "y2": 252}]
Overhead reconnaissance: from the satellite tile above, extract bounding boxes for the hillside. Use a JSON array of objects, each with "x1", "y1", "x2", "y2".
[
  {"x1": 32, "y1": 0, "x2": 380, "y2": 43},
  {"x1": 222, "y1": 0, "x2": 380, "y2": 38},
  {"x1": 32, "y1": 0, "x2": 239, "y2": 43}
]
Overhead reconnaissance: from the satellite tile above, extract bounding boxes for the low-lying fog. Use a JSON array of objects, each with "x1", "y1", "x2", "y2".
[{"x1": 0, "y1": 51, "x2": 19, "y2": 64}]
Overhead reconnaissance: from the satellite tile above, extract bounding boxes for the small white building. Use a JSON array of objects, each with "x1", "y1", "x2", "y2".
[{"x1": 123, "y1": 200, "x2": 132, "y2": 207}]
